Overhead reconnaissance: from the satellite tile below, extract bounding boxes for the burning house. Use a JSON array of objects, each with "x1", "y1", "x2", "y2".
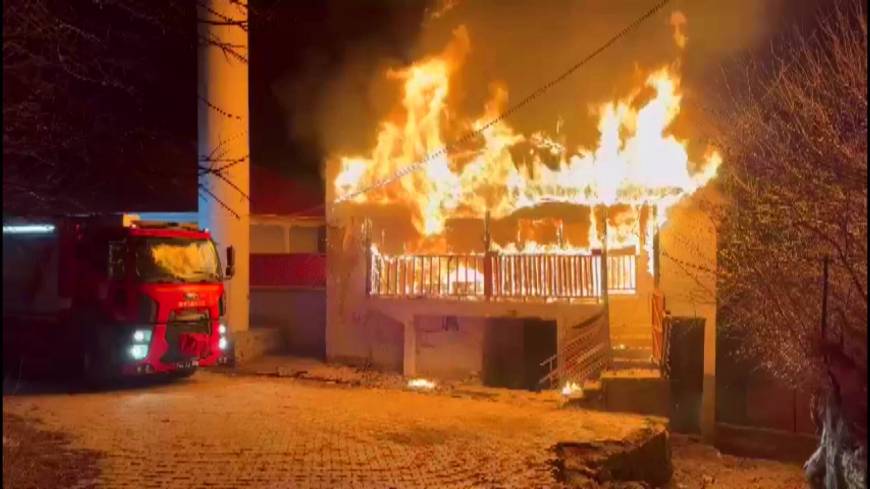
[{"x1": 324, "y1": 20, "x2": 719, "y2": 434}]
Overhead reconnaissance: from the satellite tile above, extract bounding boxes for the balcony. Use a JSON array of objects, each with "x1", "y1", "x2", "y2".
[{"x1": 367, "y1": 249, "x2": 637, "y2": 301}]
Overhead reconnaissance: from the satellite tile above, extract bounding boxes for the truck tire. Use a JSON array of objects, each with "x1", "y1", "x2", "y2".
[
  {"x1": 3, "y1": 351, "x2": 22, "y2": 383},
  {"x1": 3, "y1": 328, "x2": 24, "y2": 381},
  {"x1": 80, "y1": 340, "x2": 112, "y2": 390}
]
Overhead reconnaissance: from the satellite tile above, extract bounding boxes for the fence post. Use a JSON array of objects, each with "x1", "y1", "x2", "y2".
[
  {"x1": 599, "y1": 206, "x2": 612, "y2": 366},
  {"x1": 483, "y1": 211, "x2": 493, "y2": 300},
  {"x1": 652, "y1": 205, "x2": 661, "y2": 289},
  {"x1": 363, "y1": 219, "x2": 372, "y2": 297},
  {"x1": 599, "y1": 206, "x2": 610, "y2": 303}
]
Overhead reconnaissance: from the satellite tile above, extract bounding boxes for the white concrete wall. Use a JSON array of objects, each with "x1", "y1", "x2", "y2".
[
  {"x1": 251, "y1": 224, "x2": 286, "y2": 254},
  {"x1": 250, "y1": 217, "x2": 325, "y2": 254},
  {"x1": 415, "y1": 316, "x2": 485, "y2": 380},
  {"x1": 288, "y1": 226, "x2": 320, "y2": 253},
  {"x1": 659, "y1": 189, "x2": 718, "y2": 441}
]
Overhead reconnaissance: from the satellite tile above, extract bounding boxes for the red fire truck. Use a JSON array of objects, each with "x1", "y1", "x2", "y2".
[{"x1": 2, "y1": 215, "x2": 234, "y2": 383}]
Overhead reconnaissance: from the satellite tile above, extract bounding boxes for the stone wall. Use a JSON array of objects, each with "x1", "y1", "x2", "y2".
[{"x1": 231, "y1": 327, "x2": 285, "y2": 365}]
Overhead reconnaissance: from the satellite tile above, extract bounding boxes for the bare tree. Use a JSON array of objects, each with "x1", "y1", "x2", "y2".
[
  {"x1": 3, "y1": 0, "x2": 185, "y2": 214},
  {"x1": 3, "y1": 0, "x2": 261, "y2": 217},
  {"x1": 711, "y1": 2, "x2": 866, "y2": 487}
]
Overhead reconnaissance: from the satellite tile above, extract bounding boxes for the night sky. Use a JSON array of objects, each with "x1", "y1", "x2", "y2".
[{"x1": 249, "y1": 0, "x2": 427, "y2": 181}]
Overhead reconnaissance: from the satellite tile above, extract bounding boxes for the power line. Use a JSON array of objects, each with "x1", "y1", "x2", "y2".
[
  {"x1": 283, "y1": 0, "x2": 671, "y2": 219},
  {"x1": 333, "y1": 0, "x2": 672, "y2": 205}
]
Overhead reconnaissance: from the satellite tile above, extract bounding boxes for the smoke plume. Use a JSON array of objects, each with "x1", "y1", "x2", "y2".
[{"x1": 273, "y1": 1, "x2": 793, "y2": 181}]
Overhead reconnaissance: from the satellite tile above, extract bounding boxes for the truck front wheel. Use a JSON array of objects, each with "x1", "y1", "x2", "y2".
[
  {"x1": 80, "y1": 344, "x2": 111, "y2": 389},
  {"x1": 3, "y1": 351, "x2": 22, "y2": 382}
]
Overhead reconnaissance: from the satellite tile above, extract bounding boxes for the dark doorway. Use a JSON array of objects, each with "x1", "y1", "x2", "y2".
[
  {"x1": 667, "y1": 316, "x2": 705, "y2": 433},
  {"x1": 483, "y1": 318, "x2": 557, "y2": 391},
  {"x1": 523, "y1": 319, "x2": 558, "y2": 390}
]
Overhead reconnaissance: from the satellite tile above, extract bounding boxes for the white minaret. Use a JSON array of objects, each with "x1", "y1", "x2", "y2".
[{"x1": 197, "y1": 0, "x2": 250, "y2": 333}]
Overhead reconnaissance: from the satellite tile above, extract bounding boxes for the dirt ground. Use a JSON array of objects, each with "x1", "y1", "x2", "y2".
[
  {"x1": 669, "y1": 435, "x2": 807, "y2": 489},
  {"x1": 3, "y1": 413, "x2": 101, "y2": 489}
]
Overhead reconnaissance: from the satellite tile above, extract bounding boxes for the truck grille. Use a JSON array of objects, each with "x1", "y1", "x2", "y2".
[{"x1": 161, "y1": 317, "x2": 211, "y2": 363}]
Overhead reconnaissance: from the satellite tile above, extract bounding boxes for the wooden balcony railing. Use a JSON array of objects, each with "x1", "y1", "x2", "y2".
[
  {"x1": 368, "y1": 251, "x2": 637, "y2": 300},
  {"x1": 368, "y1": 254, "x2": 486, "y2": 298},
  {"x1": 490, "y1": 254, "x2": 601, "y2": 299}
]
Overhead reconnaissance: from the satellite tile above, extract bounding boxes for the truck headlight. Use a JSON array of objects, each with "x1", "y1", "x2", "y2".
[
  {"x1": 132, "y1": 329, "x2": 152, "y2": 343},
  {"x1": 218, "y1": 337, "x2": 228, "y2": 351},
  {"x1": 218, "y1": 324, "x2": 227, "y2": 335},
  {"x1": 129, "y1": 344, "x2": 149, "y2": 360}
]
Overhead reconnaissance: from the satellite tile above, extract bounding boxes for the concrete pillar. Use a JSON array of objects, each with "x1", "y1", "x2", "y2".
[
  {"x1": 197, "y1": 0, "x2": 250, "y2": 333},
  {"x1": 556, "y1": 316, "x2": 567, "y2": 385},
  {"x1": 403, "y1": 319, "x2": 417, "y2": 377}
]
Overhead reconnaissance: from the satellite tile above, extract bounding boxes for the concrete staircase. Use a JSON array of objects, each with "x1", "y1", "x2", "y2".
[
  {"x1": 609, "y1": 322, "x2": 656, "y2": 370},
  {"x1": 565, "y1": 323, "x2": 670, "y2": 418}
]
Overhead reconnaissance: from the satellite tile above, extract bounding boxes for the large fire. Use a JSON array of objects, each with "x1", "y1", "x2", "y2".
[{"x1": 333, "y1": 16, "x2": 720, "y2": 263}]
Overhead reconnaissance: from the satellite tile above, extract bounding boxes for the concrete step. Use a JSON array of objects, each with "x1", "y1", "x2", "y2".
[
  {"x1": 610, "y1": 323, "x2": 653, "y2": 333},
  {"x1": 602, "y1": 367, "x2": 662, "y2": 379},
  {"x1": 611, "y1": 322, "x2": 652, "y2": 330},
  {"x1": 610, "y1": 329, "x2": 652, "y2": 339},
  {"x1": 611, "y1": 358, "x2": 658, "y2": 370},
  {"x1": 561, "y1": 379, "x2": 605, "y2": 410},
  {"x1": 613, "y1": 322, "x2": 655, "y2": 330},
  {"x1": 610, "y1": 331, "x2": 652, "y2": 341},
  {"x1": 564, "y1": 369, "x2": 670, "y2": 417},
  {"x1": 610, "y1": 337, "x2": 652, "y2": 349},
  {"x1": 580, "y1": 379, "x2": 603, "y2": 399},
  {"x1": 611, "y1": 345, "x2": 653, "y2": 360},
  {"x1": 611, "y1": 330, "x2": 652, "y2": 339},
  {"x1": 599, "y1": 368, "x2": 670, "y2": 417}
]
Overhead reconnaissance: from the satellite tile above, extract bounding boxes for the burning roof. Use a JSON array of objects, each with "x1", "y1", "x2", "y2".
[{"x1": 330, "y1": 12, "x2": 720, "y2": 257}]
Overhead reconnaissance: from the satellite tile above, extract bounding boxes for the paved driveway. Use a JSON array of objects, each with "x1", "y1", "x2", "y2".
[
  {"x1": 3, "y1": 371, "x2": 654, "y2": 488},
  {"x1": 3, "y1": 369, "x2": 807, "y2": 489}
]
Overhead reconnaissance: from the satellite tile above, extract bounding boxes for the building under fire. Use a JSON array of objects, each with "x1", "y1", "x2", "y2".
[{"x1": 323, "y1": 25, "x2": 720, "y2": 437}]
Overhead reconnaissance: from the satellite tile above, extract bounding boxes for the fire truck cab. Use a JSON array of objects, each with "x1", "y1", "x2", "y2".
[{"x1": 2, "y1": 214, "x2": 234, "y2": 383}]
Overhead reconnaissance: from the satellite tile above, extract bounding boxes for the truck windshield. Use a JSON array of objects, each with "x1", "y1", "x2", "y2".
[{"x1": 134, "y1": 238, "x2": 221, "y2": 283}]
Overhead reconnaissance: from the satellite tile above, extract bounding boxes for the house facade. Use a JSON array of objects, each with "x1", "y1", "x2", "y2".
[{"x1": 324, "y1": 188, "x2": 718, "y2": 437}]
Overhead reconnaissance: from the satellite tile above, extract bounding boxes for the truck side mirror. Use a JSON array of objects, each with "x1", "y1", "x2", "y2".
[
  {"x1": 225, "y1": 245, "x2": 235, "y2": 279},
  {"x1": 108, "y1": 241, "x2": 126, "y2": 279}
]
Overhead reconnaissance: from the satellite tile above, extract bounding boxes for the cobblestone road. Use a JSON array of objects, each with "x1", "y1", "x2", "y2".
[{"x1": 4, "y1": 371, "x2": 656, "y2": 488}]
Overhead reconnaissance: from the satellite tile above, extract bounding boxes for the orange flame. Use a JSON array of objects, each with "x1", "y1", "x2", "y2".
[{"x1": 334, "y1": 22, "x2": 720, "y2": 254}]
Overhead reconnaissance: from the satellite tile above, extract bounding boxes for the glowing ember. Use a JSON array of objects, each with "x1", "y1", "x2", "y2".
[
  {"x1": 407, "y1": 378, "x2": 437, "y2": 390},
  {"x1": 561, "y1": 381, "x2": 583, "y2": 397}
]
